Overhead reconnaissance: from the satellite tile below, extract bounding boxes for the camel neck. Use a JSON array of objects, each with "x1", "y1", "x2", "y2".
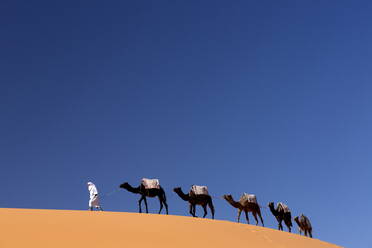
[
  {"x1": 125, "y1": 184, "x2": 141, "y2": 194},
  {"x1": 269, "y1": 204, "x2": 278, "y2": 216},
  {"x1": 225, "y1": 197, "x2": 241, "y2": 209},
  {"x1": 175, "y1": 189, "x2": 190, "y2": 201}
]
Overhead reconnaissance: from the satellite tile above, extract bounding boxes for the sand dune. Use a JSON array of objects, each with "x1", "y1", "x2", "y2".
[{"x1": 0, "y1": 208, "x2": 341, "y2": 248}]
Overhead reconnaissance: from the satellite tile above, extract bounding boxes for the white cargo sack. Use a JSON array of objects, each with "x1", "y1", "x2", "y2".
[
  {"x1": 241, "y1": 193, "x2": 258, "y2": 204},
  {"x1": 190, "y1": 185, "x2": 209, "y2": 195},
  {"x1": 278, "y1": 202, "x2": 290, "y2": 213},
  {"x1": 141, "y1": 178, "x2": 160, "y2": 189}
]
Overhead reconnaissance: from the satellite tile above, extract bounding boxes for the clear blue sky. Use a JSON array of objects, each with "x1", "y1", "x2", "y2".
[{"x1": 1, "y1": 1, "x2": 371, "y2": 247}]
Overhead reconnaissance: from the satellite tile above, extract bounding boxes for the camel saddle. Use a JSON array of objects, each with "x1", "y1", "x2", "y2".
[
  {"x1": 141, "y1": 178, "x2": 160, "y2": 189},
  {"x1": 240, "y1": 193, "x2": 257, "y2": 204},
  {"x1": 277, "y1": 202, "x2": 290, "y2": 213},
  {"x1": 190, "y1": 185, "x2": 209, "y2": 196}
]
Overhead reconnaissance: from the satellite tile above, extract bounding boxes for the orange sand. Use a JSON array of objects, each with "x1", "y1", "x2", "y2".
[{"x1": 0, "y1": 208, "x2": 341, "y2": 248}]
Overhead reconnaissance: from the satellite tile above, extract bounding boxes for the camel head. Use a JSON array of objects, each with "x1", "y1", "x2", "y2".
[
  {"x1": 268, "y1": 202, "x2": 274, "y2": 209},
  {"x1": 173, "y1": 187, "x2": 182, "y2": 193},
  {"x1": 294, "y1": 216, "x2": 301, "y2": 227},
  {"x1": 222, "y1": 194, "x2": 233, "y2": 201},
  {"x1": 119, "y1": 182, "x2": 130, "y2": 189}
]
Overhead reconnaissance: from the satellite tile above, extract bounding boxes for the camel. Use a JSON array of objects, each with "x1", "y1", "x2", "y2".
[
  {"x1": 268, "y1": 202, "x2": 292, "y2": 232},
  {"x1": 294, "y1": 214, "x2": 313, "y2": 238},
  {"x1": 119, "y1": 182, "x2": 168, "y2": 214},
  {"x1": 173, "y1": 187, "x2": 215, "y2": 219},
  {"x1": 223, "y1": 194, "x2": 264, "y2": 226}
]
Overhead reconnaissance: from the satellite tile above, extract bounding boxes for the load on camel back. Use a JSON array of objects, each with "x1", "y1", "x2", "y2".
[
  {"x1": 240, "y1": 193, "x2": 258, "y2": 204},
  {"x1": 277, "y1": 202, "x2": 290, "y2": 213},
  {"x1": 190, "y1": 185, "x2": 209, "y2": 196},
  {"x1": 141, "y1": 178, "x2": 160, "y2": 189}
]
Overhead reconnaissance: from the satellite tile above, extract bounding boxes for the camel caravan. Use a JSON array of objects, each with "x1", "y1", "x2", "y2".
[{"x1": 118, "y1": 178, "x2": 313, "y2": 238}]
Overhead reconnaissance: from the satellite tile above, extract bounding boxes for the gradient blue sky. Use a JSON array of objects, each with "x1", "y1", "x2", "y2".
[{"x1": 1, "y1": 1, "x2": 371, "y2": 247}]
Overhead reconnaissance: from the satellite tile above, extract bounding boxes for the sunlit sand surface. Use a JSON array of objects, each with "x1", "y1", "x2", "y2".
[{"x1": 0, "y1": 208, "x2": 341, "y2": 248}]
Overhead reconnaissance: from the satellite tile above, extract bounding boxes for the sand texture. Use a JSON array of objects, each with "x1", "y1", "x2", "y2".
[{"x1": 0, "y1": 208, "x2": 341, "y2": 248}]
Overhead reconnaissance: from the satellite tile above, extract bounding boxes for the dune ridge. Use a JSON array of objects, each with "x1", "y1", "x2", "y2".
[{"x1": 0, "y1": 208, "x2": 341, "y2": 248}]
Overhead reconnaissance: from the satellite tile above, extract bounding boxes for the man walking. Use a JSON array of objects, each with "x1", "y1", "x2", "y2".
[{"x1": 87, "y1": 182, "x2": 103, "y2": 211}]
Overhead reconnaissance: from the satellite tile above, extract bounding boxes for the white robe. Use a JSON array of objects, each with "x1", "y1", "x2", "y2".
[{"x1": 88, "y1": 182, "x2": 100, "y2": 207}]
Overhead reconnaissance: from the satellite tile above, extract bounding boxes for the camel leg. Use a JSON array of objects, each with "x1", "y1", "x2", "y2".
[
  {"x1": 162, "y1": 198, "x2": 169, "y2": 215},
  {"x1": 258, "y1": 211, "x2": 264, "y2": 226},
  {"x1": 158, "y1": 195, "x2": 163, "y2": 214},
  {"x1": 189, "y1": 204, "x2": 196, "y2": 217},
  {"x1": 309, "y1": 230, "x2": 312, "y2": 238},
  {"x1": 193, "y1": 205, "x2": 197, "y2": 217},
  {"x1": 237, "y1": 209, "x2": 242, "y2": 223},
  {"x1": 138, "y1": 197, "x2": 144, "y2": 213},
  {"x1": 143, "y1": 197, "x2": 149, "y2": 213},
  {"x1": 285, "y1": 214, "x2": 291, "y2": 232},
  {"x1": 286, "y1": 219, "x2": 291, "y2": 232},
  {"x1": 202, "y1": 204, "x2": 208, "y2": 218},
  {"x1": 244, "y1": 210, "x2": 250, "y2": 224},
  {"x1": 278, "y1": 220, "x2": 283, "y2": 231},
  {"x1": 208, "y1": 199, "x2": 215, "y2": 219},
  {"x1": 252, "y1": 212, "x2": 259, "y2": 225}
]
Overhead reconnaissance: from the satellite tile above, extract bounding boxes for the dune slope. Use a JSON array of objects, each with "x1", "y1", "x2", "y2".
[{"x1": 0, "y1": 208, "x2": 341, "y2": 248}]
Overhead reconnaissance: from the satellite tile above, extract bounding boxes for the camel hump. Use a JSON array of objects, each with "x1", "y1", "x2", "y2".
[
  {"x1": 190, "y1": 185, "x2": 209, "y2": 195},
  {"x1": 277, "y1": 202, "x2": 290, "y2": 213},
  {"x1": 241, "y1": 193, "x2": 257, "y2": 204},
  {"x1": 141, "y1": 178, "x2": 160, "y2": 189}
]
